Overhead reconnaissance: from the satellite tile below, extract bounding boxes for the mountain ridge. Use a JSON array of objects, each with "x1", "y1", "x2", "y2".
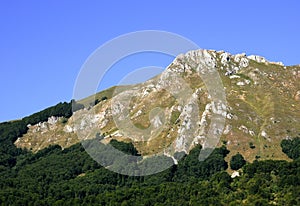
[{"x1": 14, "y1": 49, "x2": 300, "y2": 164}]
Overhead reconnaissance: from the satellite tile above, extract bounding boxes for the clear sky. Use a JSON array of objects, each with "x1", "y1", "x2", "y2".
[{"x1": 0, "y1": 0, "x2": 299, "y2": 122}]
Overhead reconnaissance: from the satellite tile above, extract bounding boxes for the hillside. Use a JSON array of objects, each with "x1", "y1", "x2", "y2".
[
  {"x1": 14, "y1": 49, "x2": 300, "y2": 163},
  {"x1": 0, "y1": 49, "x2": 300, "y2": 205}
]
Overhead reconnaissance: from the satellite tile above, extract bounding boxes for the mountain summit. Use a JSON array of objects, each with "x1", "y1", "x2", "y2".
[{"x1": 15, "y1": 49, "x2": 300, "y2": 162}]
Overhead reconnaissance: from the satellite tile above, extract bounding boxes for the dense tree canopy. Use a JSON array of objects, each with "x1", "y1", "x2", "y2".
[
  {"x1": 0, "y1": 137, "x2": 299, "y2": 205},
  {"x1": 281, "y1": 137, "x2": 300, "y2": 160},
  {"x1": 0, "y1": 101, "x2": 73, "y2": 171},
  {"x1": 230, "y1": 153, "x2": 246, "y2": 170}
]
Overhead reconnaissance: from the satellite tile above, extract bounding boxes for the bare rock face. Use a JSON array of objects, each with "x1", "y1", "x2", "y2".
[
  {"x1": 220, "y1": 52, "x2": 230, "y2": 65},
  {"x1": 14, "y1": 116, "x2": 78, "y2": 152},
  {"x1": 231, "y1": 171, "x2": 240, "y2": 178},
  {"x1": 248, "y1": 55, "x2": 268, "y2": 63},
  {"x1": 170, "y1": 49, "x2": 217, "y2": 74},
  {"x1": 295, "y1": 91, "x2": 300, "y2": 101},
  {"x1": 248, "y1": 54, "x2": 284, "y2": 66},
  {"x1": 30, "y1": 116, "x2": 61, "y2": 133}
]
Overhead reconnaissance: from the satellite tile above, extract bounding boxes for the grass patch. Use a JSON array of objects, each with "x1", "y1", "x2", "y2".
[{"x1": 170, "y1": 110, "x2": 181, "y2": 125}]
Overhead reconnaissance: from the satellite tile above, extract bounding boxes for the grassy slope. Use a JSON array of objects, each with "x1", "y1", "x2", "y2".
[{"x1": 15, "y1": 52, "x2": 300, "y2": 164}]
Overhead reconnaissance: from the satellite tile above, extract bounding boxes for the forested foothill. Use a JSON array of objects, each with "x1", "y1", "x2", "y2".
[{"x1": 0, "y1": 102, "x2": 299, "y2": 205}]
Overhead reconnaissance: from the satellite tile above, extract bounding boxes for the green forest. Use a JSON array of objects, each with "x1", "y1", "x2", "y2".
[{"x1": 0, "y1": 101, "x2": 300, "y2": 205}]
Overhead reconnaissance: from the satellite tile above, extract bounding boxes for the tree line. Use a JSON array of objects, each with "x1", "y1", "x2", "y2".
[{"x1": 0, "y1": 136, "x2": 299, "y2": 205}]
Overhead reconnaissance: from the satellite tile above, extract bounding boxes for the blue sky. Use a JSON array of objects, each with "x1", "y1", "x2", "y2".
[{"x1": 0, "y1": 0, "x2": 299, "y2": 122}]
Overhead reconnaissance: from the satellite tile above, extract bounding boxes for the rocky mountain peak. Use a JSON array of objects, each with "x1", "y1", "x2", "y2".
[{"x1": 14, "y1": 49, "x2": 300, "y2": 163}]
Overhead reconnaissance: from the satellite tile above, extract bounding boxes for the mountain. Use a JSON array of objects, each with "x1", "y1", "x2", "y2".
[
  {"x1": 1, "y1": 49, "x2": 300, "y2": 205},
  {"x1": 14, "y1": 49, "x2": 300, "y2": 164}
]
